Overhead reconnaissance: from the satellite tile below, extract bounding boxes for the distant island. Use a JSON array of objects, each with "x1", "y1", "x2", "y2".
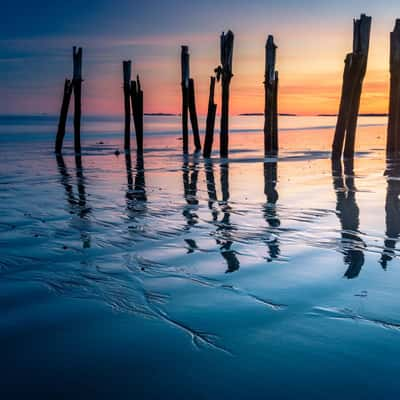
[
  {"x1": 239, "y1": 113, "x2": 297, "y2": 116},
  {"x1": 318, "y1": 113, "x2": 388, "y2": 117},
  {"x1": 144, "y1": 113, "x2": 177, "y2": 116}
]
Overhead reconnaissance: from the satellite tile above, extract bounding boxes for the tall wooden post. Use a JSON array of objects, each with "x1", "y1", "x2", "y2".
[
  {"x1": 264, "y1": 35, "x2": 278, "y2": 156},
  {"x1": 55, "y1": 79, "x2": 73, "y2": 153},
  {"x1": 123, "y1": 60, "x2": 132, "y2": 152},
  {"x1": 136, "y1": 76, "x2": 144, "y2": 154},
  {"x1": 181, "y1": 46, "x2": 190, "y2": 154},
  {"x1": 272, "y1": 71, "x2": 279, "y2": 153},
  {"x1": 130, "y1": 75, "x2": 144, "y2": 155},
  {"x1": 203, "y1": 76, "x2": 217, "y2": 158},
  {"x1": 188, "y1": 78, "x2": 201, "y2": 151},
  {"x1": 73, "y1": 46, "x2": 83, "y2": 154},
  {"x1": 332, "y1": 14, "x2": 371, "y2": 159},
  {"x1": 219, "y1": 31, "x2": 234, "y2": 158},
  {"x1": 387, "y1": 20, "x2": 400, "y2": 157}
]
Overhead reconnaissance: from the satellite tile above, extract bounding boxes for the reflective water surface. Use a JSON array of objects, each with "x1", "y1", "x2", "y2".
[{"x1": 1, "y1": 115, "x2": 400, "y2": 398}]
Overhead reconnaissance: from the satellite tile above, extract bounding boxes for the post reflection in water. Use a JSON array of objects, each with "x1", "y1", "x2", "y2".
[
  {"x1": 125, "y1": 152, "x2": 147, "y2": 218},
  {"x1": 263, "y1": 161, "x2": 280, "y2": 261},
  {"x1": 182, "y1": 156, "x2": 200, "y2": 227},
  {"x1": 332, "y1": 158, "x2": 365, "y2": 279},
  {"x1": 182, "y1": 156, "x2": 200, "y2": 252},
  {"x1": 380, "y1": 161, "x2": 400, "y2": 269},
  {"x1": 204, "y1": 160, "x2": 218, "y2": 222},
  {"x1": 56, "y1": 153, "x2": 91, "y2": 248},
  {"x1": 217, "y1": 162, "x2": 240, "y2": 273}
]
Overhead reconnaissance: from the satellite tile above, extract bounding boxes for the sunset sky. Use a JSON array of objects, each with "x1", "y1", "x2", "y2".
[{"x1": 1, "y1": 0, "x2": 400, "y2": 115}]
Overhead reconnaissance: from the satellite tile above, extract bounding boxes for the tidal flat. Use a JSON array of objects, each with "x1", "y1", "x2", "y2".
[{"x1": 1, "y1": 115, "x2": 399, "y2": 398}]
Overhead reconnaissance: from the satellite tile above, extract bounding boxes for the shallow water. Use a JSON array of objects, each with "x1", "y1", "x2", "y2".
[{"x1": 1, "y1": 115, "x2": 400, "y2": 398}]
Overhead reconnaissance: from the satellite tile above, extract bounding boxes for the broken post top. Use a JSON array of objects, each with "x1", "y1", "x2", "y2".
[
  {"x1": 352, "y1": 14, "x2": 372, "y2": 57},
  {"x1": 181, "y1": 45, "x2": 190, "y2": 89},
  {"x1": 265, "y1": 35, "x2": 277, "y2": 83},
  {"x1": 73, "y1": 46, "x2": 83, "y2": 80},
  {"x1": 123, "y1": 60, "x2": 132, "y2": 86},
  {"x1": 220, "y1": 30, "x2": 234, "y2": 77},
  {"x1": 131, "y1": 75, "x2": 142, "y2": 95},
  {"x1": 390, "y1": 19, "x2": 400, "y2": 71}
]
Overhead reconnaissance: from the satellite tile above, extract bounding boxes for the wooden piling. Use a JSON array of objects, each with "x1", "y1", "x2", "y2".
[
  {"x1": 264, "y1": 35, "x2": 279, "y2": 156},
  {"x1": 188, "y1": 78, "x2": 201, "y2": 152},
  {"x1": 332, "y1": 14, "x2": 371, "y2": 160},
  {"x1": 130, "y1": 76, "x2": 144, "y2": 154},
  {"x1": 73, "y1": 46, "x2": 83, "y2": 154},
  {"x1": 332, "y1": 54, "x2": 353, "y2": 158},
  {"x1": 181, "y1": 46, "x2": 190, "y2": 154},
  {"x1": 272, "y1": 71, "x2": 279, "y2": 153},
  {"x1": 203, "y1": 76, "x2": 217, "y2": 158},
  {"x1": 136, "y1": 76, "x2": 144, "y2": 154},
  {"x1": 219, "y1": 31, "x2": 234, "y2": 158},
  {"x1": 55, "y1": 79, "x2": 73, "y2": 153},
  {"x1": 387, "y1": 20, "x2": 400, "y2": 157},
  {"x1": 123, "y1": 61, "x2": 132, "y2": 152}
]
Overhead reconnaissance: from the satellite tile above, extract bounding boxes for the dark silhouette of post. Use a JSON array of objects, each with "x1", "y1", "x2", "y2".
[
  {"x1": 123, "y1": 61, "x2": 132, "y2": 152},
  {"x1": 332, "y1": 14, "x2": 371, "y2": 160},
  {"x1": 219, "y1": 31, "x2": 234, "y2": 158},
  {"x1": 387, "y1": 20, "x2": 400, "y2": 157},
  {"x1": 263, "y1": 161, "x2": 280, "y2": 260},
  {"x1": 203, "y1": 77, "x2": 217, "y2": 158},
  {"x1": 130, "y1": 76, "x2": 144, "y2": 154},
  {"x1": 188, "y1": 78, "x2": 201, "y2": 151},
  {"x1": 332, "y1": 158, "x2": 365, "y2": 278},
  {"x1": 55, "y1": 79, "x2": 73, "y2": 153},
  {"x1": 272, "y1": 71, "x2": 279, "y2": 153},
  {"x1": 264, "y1": 35, "x2": 279, "y2": 156},
  {"x1": 380, "y1": 161, "x2": 400, "y2": 268},
  {"x1": 181, "y1": 46, "x2": 190, "y2": 154},
  {"x1": 73, "y1": 46, "x2": 83, "y2": 154},
  {"x1": 180, "y1": 46, "x2": 201, "y2": 154}
]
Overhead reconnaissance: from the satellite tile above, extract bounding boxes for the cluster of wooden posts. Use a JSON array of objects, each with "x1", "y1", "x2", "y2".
[
  {"x1": 330, "y1": 14, "x2": 400, "y2": 161},
  {"x1": 55, "y1": 47, "x2": 82, "y2": 154},
  {"x1": 55, "y1": 14, "x2": 400, "y2": 162}
]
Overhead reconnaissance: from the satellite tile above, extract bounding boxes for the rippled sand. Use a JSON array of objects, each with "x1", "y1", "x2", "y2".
[{"x1": 1, "y1": 116, "x2": 400, "y2": 398}]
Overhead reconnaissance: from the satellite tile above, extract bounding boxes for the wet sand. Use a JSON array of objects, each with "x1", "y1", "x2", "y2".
[{"x1": 1, "y1": 115, "x2": 400, "y2": 398}]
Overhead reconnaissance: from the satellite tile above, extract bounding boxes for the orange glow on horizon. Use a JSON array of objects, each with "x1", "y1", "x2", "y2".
[{"x1": 7, "y1": 22, "x2": 394, "y2": 117}]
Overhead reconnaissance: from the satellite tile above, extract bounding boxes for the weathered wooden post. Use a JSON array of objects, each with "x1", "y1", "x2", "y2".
[
  {"x1": 219, "y1": 31, "x2": 234, "y2": 158},
  {"x1": 272, "y1": 71, "x2": 279, "y2": 153},
  {"x1": 55, "y1": 79, "x2": 73, "y2": 153},
  {"x1": 332, "y1": 14, "x2": 371, "y2": 159},
  {"x1": 188, "y1": 78, "x2": 201, "y2": 151},
  {"x1": 387, "y1": 20, "x2": 400, "y2": 157},
  {"x1": 130, "y1": 75, "x2": 144, "y2": 154},
  {"x1": 203, "y1": 76, "x2": 217, "y2": 158},
  {"x1": 123, "y1": 60, "x2": 132, "y2": 152},
  {"x1": 181, "y1": 46, "x2": 190, "y2": 154},
  {"x1": 73, "y1": 46, "x2": 83, "y2": 154},
  {"x1": 264, "y1": 35, "x2": 279, "y2": 156}
]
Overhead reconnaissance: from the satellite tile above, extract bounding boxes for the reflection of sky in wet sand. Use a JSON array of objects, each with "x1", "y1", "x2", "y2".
[{"x1": 1, "y1": 116, "x2": 400, "y2": 397}]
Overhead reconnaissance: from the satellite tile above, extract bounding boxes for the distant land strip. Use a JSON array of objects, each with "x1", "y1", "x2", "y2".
[
  {"x1": 318, "y1": 113, "x2": 388, "y2": 117},
  {"x1": 239, "y1": 113, "x2": 297, "y2": 116}
]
